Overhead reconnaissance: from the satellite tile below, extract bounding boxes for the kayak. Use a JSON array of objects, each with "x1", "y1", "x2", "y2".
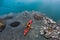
[{"x1": 24, "y1": 19, "x2": 33, "y2": 36}]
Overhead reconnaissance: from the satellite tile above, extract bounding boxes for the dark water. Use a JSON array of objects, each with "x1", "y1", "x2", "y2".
[{"x1": 0, "y1": 0, "x2": 60, "y2": 21}]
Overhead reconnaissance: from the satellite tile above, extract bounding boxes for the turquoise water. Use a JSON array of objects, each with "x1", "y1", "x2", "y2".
[{"x1": 0, "y1": 0, "x2": 60, "y2": 21}]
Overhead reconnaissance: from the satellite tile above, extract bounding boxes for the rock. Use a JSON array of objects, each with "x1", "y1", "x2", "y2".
[
  {"x1": 33, "y1": 14, "x2": 43, "y2": 20},
  {"x1": 0, "y1": 18, "x2": 6, "y2": 32},
  {"x1": 10, "y1": 21, "x2": 20, "y2": 27}
]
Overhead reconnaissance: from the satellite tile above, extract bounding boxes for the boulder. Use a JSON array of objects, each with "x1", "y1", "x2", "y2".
[{"x1": 33, "y1": 14, "x2": 43, "y2": 20}]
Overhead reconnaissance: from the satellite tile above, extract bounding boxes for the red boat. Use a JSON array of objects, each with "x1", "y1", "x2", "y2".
[{"x1": 24, "y1": 19, "x2": 33, "y2": 36}]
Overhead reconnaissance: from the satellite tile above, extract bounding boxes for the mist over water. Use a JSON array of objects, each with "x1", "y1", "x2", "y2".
[{"x1": 0, "y1": 0, "x2": 60, "y2": 21}]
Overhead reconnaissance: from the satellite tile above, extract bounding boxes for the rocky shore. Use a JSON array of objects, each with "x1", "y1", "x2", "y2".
[{"x1": 0, "y1": 11, "x2": 59, "y2": 40}]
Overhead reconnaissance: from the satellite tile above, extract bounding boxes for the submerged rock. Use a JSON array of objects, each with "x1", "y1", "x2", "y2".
[
  {"x1": 10, "y1": 21, "x2": 20, "y2": 27},
  {"x1": 0, "y1": 18, "x2": 6, "y2": 32}
]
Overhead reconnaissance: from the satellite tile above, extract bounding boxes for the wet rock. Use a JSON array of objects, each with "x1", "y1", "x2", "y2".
[
  {"x1": 0, "y1": 18, "x2": 6, "y2": 32},
  {"x1": 33, "y1": 14, "x2": 43, "y2": 20},
  {"x1": 10, "y1": 22, "x2": 20, "y2": 27}
]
